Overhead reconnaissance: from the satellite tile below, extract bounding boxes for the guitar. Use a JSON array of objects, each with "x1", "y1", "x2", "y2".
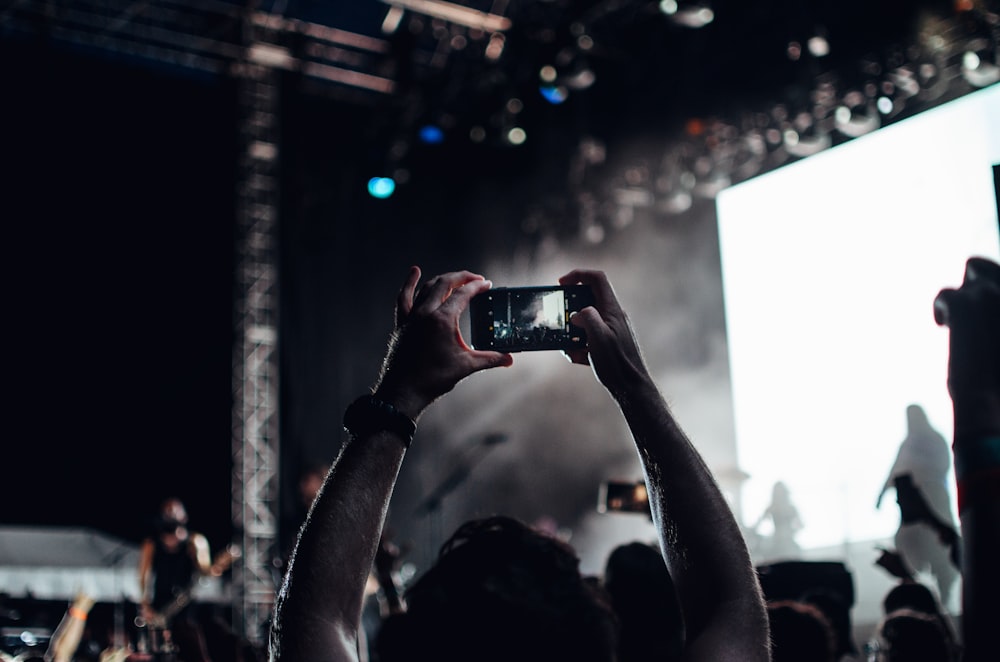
[{"x1": 139, "y1": 544, "x2": 240, "y2": 630}]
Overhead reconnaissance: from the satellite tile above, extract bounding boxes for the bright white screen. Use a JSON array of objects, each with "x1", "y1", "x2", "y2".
[{"x1": 717, "y1": 84, "x2": 1000, "y2": 551}]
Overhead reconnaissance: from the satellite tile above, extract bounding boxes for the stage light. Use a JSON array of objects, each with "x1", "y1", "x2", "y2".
[
  {"x1": 583, "y1": 223, "x2": 605, "y2": 244},
  {"x1": 367, "y1": 177, "x2": 396, "y2": 199},
  {"x1": 783, "y1": 127, "x2": 830, "y2": 157},
  {"x1": 661, "y1": 190, "x2": 693, "y2": 214},
  {"x1": 506, "y1": 98, "x2": 523, "y2": 114},
  {"x1": 834, "y1": 90, "x2": 880, "y2": 138},
  {"x1": 469, "y1": 125, "x2": 486, "y2": 142},
  {"x1": 873, "y1": 77, "x2": 906, "y2": 118},
  {"x1": 379, "y1": 0, "x2": 511, "y2": 32},
  {"x1": 916, "y1": 60, "x2": 949, "y2": 102},
  {"x1": 539, "y1": 65, "x2": 557, "y2": 83},
  {"x1": 807, "y1": 35, "x2": 830, "y2": 58},
  {"x1": 668, "y1": 5, "x2": 714, "y2": 29},
  {"x1": 877, "y1": 95, "x2": 894, "y2": 115},
  {"x1": 506, "y1": 127, "x2": 527, "y2": 145},
  {"x1": 539, "y1": 85, "x2": 569, "y2": 104},
  {"x1": 418, "y1": 125, "x2": 444, "y2": 144},
  {"x1": 579, "y1": 137, "x2": 606, "y2": 165},
  {"x1": 659, "y1": 0, "x2": 678, "y2": 15},
  {"x1": 565, "y1": 66, "x2": 596, "y2": 90},
  {"x1": 961, "y1": 39, "x2": 1000, "y2": 88},
  {"x1": 381, "y1": 6, "x2": 405, "y2": 34},
  {"x1": 485, "y1": 33, "x2": 505, "y2": 60}
]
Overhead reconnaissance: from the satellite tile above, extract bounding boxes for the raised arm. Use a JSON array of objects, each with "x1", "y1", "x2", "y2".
[
  {"x1": 933, "y1": 256, "x2": 1000, "y2": 662},
  {"x1": 559, "y1": 269, "x2": 770, "y2": 662},
  {"x1": 268, "y1": 267, "x2": 512, "y2": 662}
]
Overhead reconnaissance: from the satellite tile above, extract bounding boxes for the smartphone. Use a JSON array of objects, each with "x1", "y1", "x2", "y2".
[
  {"x1": 597, "y1": 480, "x2": 651, "y2": 515},
  {"x1": 469, "y1": 284, "x2": 594, "y2": 352}
]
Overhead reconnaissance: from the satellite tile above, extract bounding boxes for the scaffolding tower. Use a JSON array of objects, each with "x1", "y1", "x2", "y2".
[{"x1": 231, "y1": 15, "x2": 281, "y2": 647}]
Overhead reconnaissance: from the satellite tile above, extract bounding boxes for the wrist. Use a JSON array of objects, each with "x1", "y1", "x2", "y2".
[
  {"x1": 344, "y1": 394, "x2": 418, "y2": 447},
  {"x1": 372, "y1": 383, "x2": 431, "y2": 422}
]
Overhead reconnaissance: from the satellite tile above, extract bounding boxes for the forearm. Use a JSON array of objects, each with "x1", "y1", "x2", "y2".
[
  {"x1": 617, "y1": 379, "x2": 769, "y2": 660},
  {"x1": 270, "y1": 431, "x2": 407, "y2": 662},
  {"x1": 952, "y1": 401, "x2": 1000, "y2": 662},
  {"x1": 959, "y1": 499, "x2": 1000, "y2": 662},
  {"x1": 952, "y1": 394, "x2": 1000, "y2": 447}
]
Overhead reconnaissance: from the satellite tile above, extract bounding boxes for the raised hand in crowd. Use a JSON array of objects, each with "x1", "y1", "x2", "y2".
[{"x1": 932, "y1": 255, "x2": 1000, "y2": 662}]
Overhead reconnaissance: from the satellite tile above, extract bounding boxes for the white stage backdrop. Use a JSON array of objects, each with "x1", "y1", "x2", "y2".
[{"x1": 716, "y1": 84, "x2": 1000, "y2": 561}]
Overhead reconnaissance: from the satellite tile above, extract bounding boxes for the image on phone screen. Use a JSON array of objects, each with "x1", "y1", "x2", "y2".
[{"x1": 470, "y1": 285, "x2": 593, "y2": 352}]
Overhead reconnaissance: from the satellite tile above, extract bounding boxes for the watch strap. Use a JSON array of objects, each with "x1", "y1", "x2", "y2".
[{"x1": 343, "y1": 395, "x2": 416, "y2": 447}]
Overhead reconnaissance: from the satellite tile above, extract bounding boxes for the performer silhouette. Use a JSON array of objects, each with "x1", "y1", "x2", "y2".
[
  {"x1": 752, "y1": 480, "x2": 803, "y2": 561},
  {"x1": 877, "y1": 404, "x2": 960, "y2": 608}
]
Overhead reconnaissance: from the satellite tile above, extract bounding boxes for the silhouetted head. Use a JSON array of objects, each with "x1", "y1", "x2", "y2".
[
  {"x1": 603, "y1": 541, "x2": 684, "y2": 662},
  {"x1": 767, "y1": 599, "x2": 838, "y2": 662},
  {"x1": 877, "y1": 608, "x2": 953, "y2": 661},
  {"x1": 155, "y1": 497, "x2": 189, "y2": 533},
  {"x1": 800, "y1": 587, "x2": 858, "y2": 658},
  {"x1": 883, "y1": 582, "x2": 941, "y2": 617},
  {"x1": 906, "y1": 404, "x2": 930, "y2": 433},
  {"x1": 772, "y1": 481, "x2": 791, "y2": 506},
  {"x1": 297, "y1": 462, "x2": 329, "y2": 509},
  {"x1": 376, "y1": 515, "x2": 618, "y2": 662}
]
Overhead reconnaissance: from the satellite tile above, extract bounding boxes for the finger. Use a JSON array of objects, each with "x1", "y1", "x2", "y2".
[
  {"x1": 568, "y1": 306, "x2": 607, "y2": 337},
  {"x1": 932, "y1": 288, "x2": 957, "y2": 326},
  {"x1": 466, "y1": 350, "x2": 514, "y2": 372},
  {"x1": 965, "y1": 255, "x2": 1000, "y2": 287},
  {"x1": 396, "y1": 266, "x2": 422, "y2": 325},
  {"x1": 559, "y1": 269, "x2": 623, "y2": 315},
  {"x1": 415, "y1": 271, "x2": 485, "y2": 313},
  {"x1": 439, "y1": 277, "x2": 493, "y2": 317}
]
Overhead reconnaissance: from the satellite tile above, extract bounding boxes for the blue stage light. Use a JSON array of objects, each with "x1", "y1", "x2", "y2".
[
  {"x1": 367, "y1": 177, "x2": 396, "y2": 199},
  {"x1": 418, "y1": 125, "x2": 445, "y2": 144},
  {"x1": 539, "y1": 85, "x2": 569, "y2": 104}
]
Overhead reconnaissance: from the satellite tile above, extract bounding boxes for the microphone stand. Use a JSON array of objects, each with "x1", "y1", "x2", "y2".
[{"x1": 100, "y1": 544, "x2": 132, "y2": 653}]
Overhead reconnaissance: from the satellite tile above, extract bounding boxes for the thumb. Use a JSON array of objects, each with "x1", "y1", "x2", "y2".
[
  {"x1": 571, "y1": 307, "x2": 612, "y2": 346},
  {"x1": 469, "y1": 350, "x2": 514, "y2": 373},
  {"x1": 569, "y1": 306, "x2": 603, "y2": 332}
]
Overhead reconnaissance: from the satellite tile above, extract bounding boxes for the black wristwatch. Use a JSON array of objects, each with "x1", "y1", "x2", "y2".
[{"x1": 343, "y1": 395, "x2": 416, "y2": 447}]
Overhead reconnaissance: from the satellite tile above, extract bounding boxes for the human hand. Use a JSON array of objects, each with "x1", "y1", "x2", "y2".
[
  {"x1": 557, "y1": 269, "x2": 654, "y2": 399},
  {"x1": 374, "y1": 267, "x2": 513, "y2": 420},
  {"x1": 874, "y1": 547, "x2": 915, "y2": 582},
  {"x1": 933, "y1": 256, "x2": 1000, "y2": 441}
]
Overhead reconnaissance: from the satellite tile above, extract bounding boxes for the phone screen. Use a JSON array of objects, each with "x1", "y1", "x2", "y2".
[
  {"x1": 469, "y1": 285, "x2": 593, "y2": 352},
  {"x1": 597, "y1": 480, "x2": 651, "y2": 515}
]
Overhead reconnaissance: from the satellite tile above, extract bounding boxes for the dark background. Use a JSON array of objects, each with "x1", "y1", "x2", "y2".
[{"x1": 1, "y1": 0, "x2": 985, "y2": 563}]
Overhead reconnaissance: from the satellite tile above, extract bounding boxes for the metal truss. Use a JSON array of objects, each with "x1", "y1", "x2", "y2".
[
  {"x1": 0, "y1": 1, "x2": 396, "y2": 93},
  {"x1": 231, "y1": 22, "x2": 281, "y2": 648}
]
